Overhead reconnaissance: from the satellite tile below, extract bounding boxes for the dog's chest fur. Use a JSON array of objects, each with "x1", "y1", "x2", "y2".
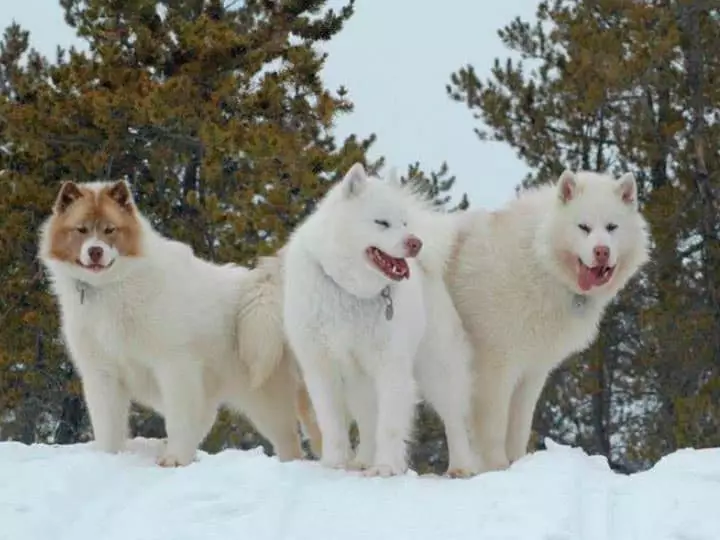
[{"x1": 303, "y1": 263, "x2": 426, "y2": 368}]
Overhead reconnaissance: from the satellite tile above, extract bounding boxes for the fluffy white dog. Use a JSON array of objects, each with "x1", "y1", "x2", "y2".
[
  {"x1": 282, "y1": 164, "x2": 478, "y2": 477},
  {"x1": 38, "y1": 180, "x2": 314, "y2": 466},
  {"x1": 446, "y1": 170, "x2": 651, "y2": 471}
]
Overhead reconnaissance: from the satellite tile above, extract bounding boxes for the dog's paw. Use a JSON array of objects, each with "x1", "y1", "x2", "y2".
[
  {"x1": 347, "y1": 457, "x2": 371, "y2": 471},
  {"x1": 93, "y1": 436, "x2": 126, "y2": 455},
  {"x1": 445, "y1": 467, "x2": 479, "y2": 479},
  {"x1": 477, "y1": 454, "x2": 511, "y2": 474},
  {"x1": 156, "y1": 452, "x2": 195, "y2": 468},
  {"x1": 362, "y1": 464, "x2": 407, "y2": 478},
  {"x1": 320, "y1": 457, "x2": 350, "y2": 471}
]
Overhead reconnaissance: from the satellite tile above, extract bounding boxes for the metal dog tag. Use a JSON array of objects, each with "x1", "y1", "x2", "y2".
[{"x1": 381, "y1": 286, "x2": 394, "y2": 321}]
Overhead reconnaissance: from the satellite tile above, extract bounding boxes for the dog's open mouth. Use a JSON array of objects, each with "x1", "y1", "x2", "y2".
[
  {"x1": 76, "y1": 260, "x2": 115, "y2": 273},
  {"x1": 366, "y1": 247, "x2": 410, "y2": 281},
  {"x1": 577, "y1": 259, "x2": 615, "y2": 291}
]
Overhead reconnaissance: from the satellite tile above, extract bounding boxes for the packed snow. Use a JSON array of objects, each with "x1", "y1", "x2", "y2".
[{"x1": 2, "y1": 437, "x2": 719, "y2": 540}]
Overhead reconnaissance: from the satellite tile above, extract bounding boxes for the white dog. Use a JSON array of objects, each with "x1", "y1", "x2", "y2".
[
  {"x1": 282, "y1": 164, "x2": 478, "y2": 477},
  {"x1": 38, "y1": 179, "x2": 315, "y2": 466},
  {"x1": 445, "y1": 170, "x2": 650, "y2": 472}
]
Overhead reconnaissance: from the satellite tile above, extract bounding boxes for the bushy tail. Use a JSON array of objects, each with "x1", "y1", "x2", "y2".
[
  {"x1": 236, "y1": 254, "x2": 322, "y2": 456},
  {"x1": 236, "y1": 255, "x2": 286, "y2": 389}
]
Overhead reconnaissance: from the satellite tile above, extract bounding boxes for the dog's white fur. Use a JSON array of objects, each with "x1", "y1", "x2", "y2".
[
  {"x1": 446, "y1": 170, "x2": 650, "y2": 472},
  {"x1": 39, "y1": 181, "x2": 310, "y2": 466},
  {"x1": 282, "y1": 164, "x2": 478, "y2": 476}
]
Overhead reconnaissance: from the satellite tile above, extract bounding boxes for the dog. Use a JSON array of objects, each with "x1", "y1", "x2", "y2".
[
  {"x1": 281, "y1": 163, "x2": 478, "y2": 477},
  {"x1": 38, "y1": 179, "x2": 318, "y2": 466},
  {"x1": 445, "y1": 169, "x2": 650, "y2": 472}
]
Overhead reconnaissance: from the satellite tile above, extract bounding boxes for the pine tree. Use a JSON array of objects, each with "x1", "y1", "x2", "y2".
[
  {"x1": 447, "y1": 0, "x2": 719, "y2": 470},
  {"x1": 402, "y1": 161, "x2": 469, "y2": 211}
]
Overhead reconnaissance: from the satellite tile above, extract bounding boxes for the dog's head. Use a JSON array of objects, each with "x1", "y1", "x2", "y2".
[
  {"x1": 313, "y1": 163, "x2": 424, "y2": 296},
  {"x1": 39, "y1": 180, "x2": 144, "y2": 286},
  {"x1": 539, "y1": 169, "x2": 650, "y2": 298}
]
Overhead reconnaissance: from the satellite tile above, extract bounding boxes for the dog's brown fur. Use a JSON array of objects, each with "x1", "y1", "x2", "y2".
[{"x1": 47, "y1": 180, "x2": 143, "y2": 265}]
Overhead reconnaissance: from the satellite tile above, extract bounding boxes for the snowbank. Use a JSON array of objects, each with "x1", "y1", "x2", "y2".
[{"x1": 2, "y1": 438, "x2": 720, "y2": 540}]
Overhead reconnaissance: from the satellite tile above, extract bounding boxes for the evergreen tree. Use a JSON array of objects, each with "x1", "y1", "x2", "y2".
[{"x1": 402, "y1": 161, "x2": 469, "y2": 211}]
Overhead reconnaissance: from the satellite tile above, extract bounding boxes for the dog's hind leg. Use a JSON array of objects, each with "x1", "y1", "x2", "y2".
[
  {"x1": 296, "y1": 377, "x2": 322, "y2": 458},
  {"x1": 154, "y1": 360, "x2": 213, "y2": 467},
  {"x1": 235, "y1": 359, "x2": 304, "y2": 462},
  {"x1": 415, "y1": 284, "x2": 480, "y2": 477},
  {"x1": 416, "y1": 347, "x2": 479, "y2": 477}
]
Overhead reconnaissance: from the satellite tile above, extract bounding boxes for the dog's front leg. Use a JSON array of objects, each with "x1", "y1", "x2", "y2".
[
  {"x1": 80, "y1": 366, "x2": 130, "y2": 454},
  {"x1": 506, "y1": 367, "x2": 548, "y2": 463},
  {"x1": 364, "y1": 357, "x2": 417, "y2": 477},
  {"x1": 471, "y1": 358, "x2": 520, "y2": 473},
  {"x1": 300, "y1": 363, "x2": 351, "y2": 470},
  {"x1": 345, "y1": 374, "x2": 376, "y2": 471}
]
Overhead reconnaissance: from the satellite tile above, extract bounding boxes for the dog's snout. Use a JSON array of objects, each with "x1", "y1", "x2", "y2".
[
  {"x1": 88, "y1": 246, "x2": 104, "y2": 263},
  {"x1": 593, "y1": 245, "x2": 610, "y2": 265},
  {"x1": 404, "y1": 235, "x2": 423, "y2": 257}
]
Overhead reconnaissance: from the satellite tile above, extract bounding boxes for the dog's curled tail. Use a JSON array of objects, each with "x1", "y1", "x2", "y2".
[
  {"x1": 236, "y1": 254, "x2": 322, "y2": 457},
  {"x1": 236, "y1": 255, "x2": 286, "y2": 389}
]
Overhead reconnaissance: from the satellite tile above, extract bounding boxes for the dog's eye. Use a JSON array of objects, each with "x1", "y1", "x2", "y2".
[
  {"x1": 374, "y1": 219, "x2": 391, "y2": 229},
  {"x1": 606, "y1": 223, "x2": 618, "y2": 232},
  {"x1": 104, "y1": 226, "x2": 116, "y2": 235},
  {"x1": 578, "y1": 224, "x2": 591, "y2": 234},
  {"x1": 76, "y1": 226, "x2": 88, "y2": 234}
]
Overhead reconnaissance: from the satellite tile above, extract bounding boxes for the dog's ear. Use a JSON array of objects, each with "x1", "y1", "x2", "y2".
[
  {"x1": 106, "y1": 180, "x2": 134, "y2": 212},
  {"x1": 341, "y1": 163, "x2": 368, "y2": 199},
  {"x1": 615, "y1": 172, "x2": 638, "y2": 209},
  {"x1": 557, "y1": 169, "x2": 578, "y2": 204},
  {"x1": 54, "y1": 181, "x2": 84, "y2": 214}
]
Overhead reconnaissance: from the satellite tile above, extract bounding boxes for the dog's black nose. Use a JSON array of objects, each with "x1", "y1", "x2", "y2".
[{"x1": 88, "y1": 246, "x2": 104, "y2": 263}]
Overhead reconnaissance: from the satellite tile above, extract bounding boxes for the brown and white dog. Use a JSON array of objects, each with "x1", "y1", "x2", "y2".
[{"x1": 38, "y1": 179, "x2": 319, "y2": 466}]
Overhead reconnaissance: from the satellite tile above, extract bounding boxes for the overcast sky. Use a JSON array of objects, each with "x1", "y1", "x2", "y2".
[{"x1": 3, "y1": 0, "x2": 537, "y2": 209}]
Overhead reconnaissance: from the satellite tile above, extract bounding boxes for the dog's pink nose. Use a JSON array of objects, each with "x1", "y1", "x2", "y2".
[
  {"x1": 404, "y1": 235, "x2": 423, "y2": 257},
  {"x1": 88, "y1": 246, "x2": 104, "y2": 264},
  {"x1": 593, "y1": 245, "x2": 610, "y2": 265}
]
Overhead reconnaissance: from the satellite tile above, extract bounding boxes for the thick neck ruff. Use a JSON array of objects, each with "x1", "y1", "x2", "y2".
[{"x1": 316, "y1": 260, "x2": 396, "y2": 322}]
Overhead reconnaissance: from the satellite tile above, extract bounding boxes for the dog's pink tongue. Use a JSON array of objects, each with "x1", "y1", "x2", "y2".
[{"x1": 577, "y1": 266, "x2": 595, "y2": 291}]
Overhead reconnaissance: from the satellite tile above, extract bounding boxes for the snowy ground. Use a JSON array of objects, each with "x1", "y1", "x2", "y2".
[{"x1": 2, "y1": 438, "x2": 720, "y2": 540}]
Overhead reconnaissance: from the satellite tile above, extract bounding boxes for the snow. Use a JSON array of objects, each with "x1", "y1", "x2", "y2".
[{"x1": 2, "y1": 438, "x2": 720, "y2": 540}]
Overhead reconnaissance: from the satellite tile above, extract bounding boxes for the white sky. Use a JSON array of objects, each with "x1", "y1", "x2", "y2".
[{"x1": 2, "y1": 0, "x2": 536, "y2": 209}]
